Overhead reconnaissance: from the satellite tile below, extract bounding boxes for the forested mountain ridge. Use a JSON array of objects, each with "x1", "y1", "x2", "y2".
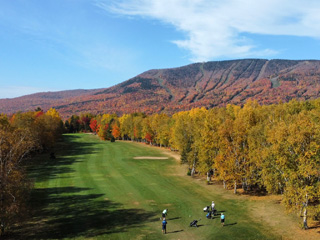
[{"x1": 1, "y1": 59, "x2": 320, "y2": 118}]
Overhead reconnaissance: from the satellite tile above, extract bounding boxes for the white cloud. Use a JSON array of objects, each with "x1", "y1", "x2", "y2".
[{"x1": 96, "y1": 0, "x2": 320, "y2": 61}]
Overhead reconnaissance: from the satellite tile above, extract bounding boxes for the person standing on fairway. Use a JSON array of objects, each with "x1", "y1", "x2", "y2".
[
  {"x1": 211, "y1": 201, "x2": 215, "y2": 216},
  {"x1": 211, "y1": 201, "x2": 215, "y2": 211},
  {"x1": 162, "y1": 218, "x2": 167, "y2": 234},
  {"x1": 220, "y1": 213, "x2": 225, "y2": 226}
]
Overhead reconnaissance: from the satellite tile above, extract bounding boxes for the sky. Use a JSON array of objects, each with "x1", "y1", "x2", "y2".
[{"x1": 1, "y1": 0, "x2": 320, "y2": 99}]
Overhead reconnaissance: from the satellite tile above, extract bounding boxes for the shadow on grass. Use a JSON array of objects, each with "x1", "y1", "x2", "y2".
[
  {"x1": 224, "y1": 222, "x2": 237, "y2": 226},
  {"x1": 7, "y1": 187, "x2": 157, "y2": 239},
  {"x1": 168, "y1": 217, "x2": 181, "y2": 220},
  {"x1": 214, "y1": 210, "x2": 226, "y2": 216},
  {"x1": 168, "y1": 230, "x2": 184, "y2": 234},
  {"x1": 307, "y1": 226, "x2": 320, "y2": 232},
  {"x1": 27, "y1": 134, "x2": 101, "y2": 182}
]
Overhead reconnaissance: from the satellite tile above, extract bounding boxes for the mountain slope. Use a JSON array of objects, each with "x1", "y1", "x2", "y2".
[{"x1": 1, "y1": 59, "x2": 320, "y2": 118}]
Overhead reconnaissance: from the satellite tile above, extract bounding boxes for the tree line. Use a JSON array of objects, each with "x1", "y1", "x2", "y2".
[
  {"x1": 0, "y1": 108, "x2": 63, "y2": 236},
  {"x1": 65, "y1": 99, "x2": 320, "y2": 229}
]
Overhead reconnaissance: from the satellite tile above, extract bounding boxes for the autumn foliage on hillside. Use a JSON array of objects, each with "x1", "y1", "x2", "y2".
[{"x1": 2, "y1": 59, "x2": 320, "y2": 119}]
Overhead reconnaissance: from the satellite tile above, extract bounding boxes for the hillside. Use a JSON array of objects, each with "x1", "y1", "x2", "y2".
[{"x1": 1, "y1": 59, "x2": 320, "y2": 118}]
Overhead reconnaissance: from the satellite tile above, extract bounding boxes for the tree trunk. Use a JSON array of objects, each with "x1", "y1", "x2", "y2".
[
  {"x1": 223, "y1": 180, "x2": 226, "y2": 189},
  {"x1": 191, "y1": 159, "x2": 196, "y2": 177},
  {"x1": 191, "y1": 166, "x2": 195, "y2": 177},
  {"x1": 303, "y1": 193, "x2": 309, "y2": 229},
  {"x1": 242, "y1": 179, "x2": 248, "y2": 192},
  {"x1": 303, "y1": 207, "x2": 308, "y2": 229},
  {"x1": 234, "y1": 181, "x2": 237, "y2": 194},
  {"x1": 278, "y1": 182, "x2": 283, "y2": 194}
]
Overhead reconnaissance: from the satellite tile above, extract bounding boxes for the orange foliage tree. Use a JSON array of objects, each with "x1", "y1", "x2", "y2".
[
  {"x1": 89, "y1": 119, "x2": 98, "y2": 133},
  {"x1": 111, "y1": 124, "x2": 120, "y2": 139}
]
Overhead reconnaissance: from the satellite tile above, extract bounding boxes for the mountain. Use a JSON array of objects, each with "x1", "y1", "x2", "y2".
[{"x1": 1, "y1": 59, "x2": 320, "y2": 118}]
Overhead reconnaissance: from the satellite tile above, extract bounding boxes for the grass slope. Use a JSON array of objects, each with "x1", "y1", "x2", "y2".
[{"x1": 11, "y1": 134, "x2": 294, "y2": 239}]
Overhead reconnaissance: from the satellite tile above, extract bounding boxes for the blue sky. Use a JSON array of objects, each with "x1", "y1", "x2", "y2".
[{"x1": 1, "y1": 0, "x2": 320, "y2": 99}]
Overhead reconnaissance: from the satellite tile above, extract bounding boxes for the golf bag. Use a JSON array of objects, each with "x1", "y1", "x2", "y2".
[
  {"x1": 206, "y1": 211, "x2": 212, "y2": 219},
  {"x1": 203, "y1": 206, "x2": 210, "y2": 212},
  {"x1": 190, "y1": 220, "x2": 198, "y2": 227},
  {"x1": 190, "y1": 218, "x2": 201, "y2": 227}
]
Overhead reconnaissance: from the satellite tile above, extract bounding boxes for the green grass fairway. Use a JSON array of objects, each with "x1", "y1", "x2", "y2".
[{"x1": 19, "y1": 133, "x2": 283, "y2": 239}]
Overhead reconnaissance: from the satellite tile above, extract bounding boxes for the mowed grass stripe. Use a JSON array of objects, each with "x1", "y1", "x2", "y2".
[
  {"x1": 76, "y1": 136, "x2": 103, "y2": 194},
  {"x1": 97, "y1": 142, "x2": 149, "y2": 202}
]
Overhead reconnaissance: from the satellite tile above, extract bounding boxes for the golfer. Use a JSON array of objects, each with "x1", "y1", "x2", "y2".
[
  {"x1": 211, "y1": 201, "x2": 215, "y2": 211},
  {"x1": 220, "y1": 213, "x2": 225, "y2": 226},
  {"x1": 162, "y1": 218, "x2": 167, "y2": 234}
]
